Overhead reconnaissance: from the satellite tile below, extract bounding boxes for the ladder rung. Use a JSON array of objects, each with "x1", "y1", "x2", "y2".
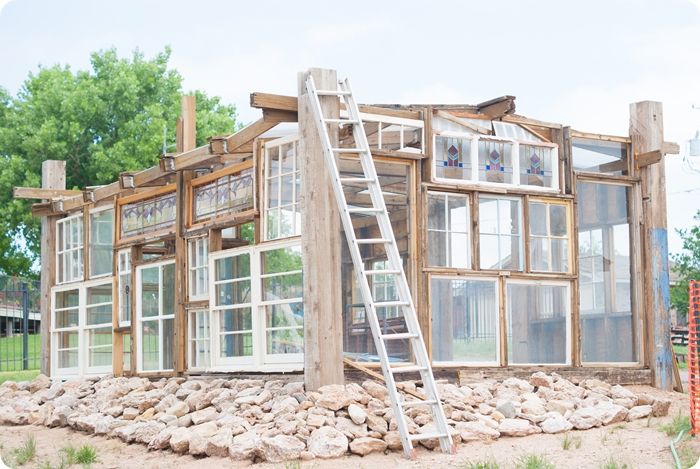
[
  {"x1": 348, "y1": 207, "x2": 382, "y2": 214},
  {"x1": 355, "y1": 238, "x2": 390, "y2": 245},
  {"x1": 375, "y1": 301, "x2": 410, "y2": 308},
  {"x1": 389, "y1": 365, "x2": 426, "y2": 374},
  {"x1": 339, "y1": 177, "x2": 375, "y2": 184},
  {"x1": 316, "y1": 90, "x2": 351, "y2": 96},
  {"x1": 400, "y1": 399, "x2": 437, "y2": 408},
  {"x1": 380, "y1": 332, "x2": 419, "y2": 341},
  {"x1": 324, "y1": 118, "x2": 360, "y2": 124},
  {"x1": 409, "y1": 432, "x2": 449, "y2": 441},
  {"x1": 332, "y1": 147, "x2": 365, "y2": 153},
  {"x1": 364, "y1": 269, "x2": 401, "y2": 275}
]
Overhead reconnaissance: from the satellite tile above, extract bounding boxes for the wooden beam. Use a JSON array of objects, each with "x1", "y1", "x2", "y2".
[
  {"x1": 662, "y1": 141, "x2": 680, "y2": 155},
  {"x1": 226, "y1": 118, "x2": 279, "y2": 153},
  {"x1": 40, "y1": 160, "x2": 66, "y2": 376},
  {"x1": 477, "y1": 95, "x2": 516, "y2": 118},
  {"x1": 502, "y1": 114, "x2": 562, "y2": 130},
  {"x1": 630, "y1": 100, "x2": 672, "y2": 391},
  {"x1": 434, "y1": 109, "x2": 491, "y2": 134},
  {"x1": 343, "y1": 358, "x2": 425, "y2": 400},
  {"x1": 518, "y1": 123, "x2": 551, "y2": 143},
  {"x1": 299, "y1": 68, "x2": 344, "y2": 391},
  {"x1": 13, "y1": 187, "x2": 80, "y2": 199},
  {"x1": 181, "y1": 95, "x2": 196, "y2": 152},
  {"x1": 262, "y1": 109, "x2": 298, "y2": 123},
  {"x1": 635, "y1": 150, "x2": 663, "y2": 168}
]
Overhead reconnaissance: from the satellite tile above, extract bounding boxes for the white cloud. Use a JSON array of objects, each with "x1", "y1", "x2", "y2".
[{"x1": 0, "y1": 0, "x2": 14, "y2": 15}]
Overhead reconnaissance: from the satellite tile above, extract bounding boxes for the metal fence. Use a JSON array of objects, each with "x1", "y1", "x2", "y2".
[{"x1": 0, "y1": 275, "x2": 41, "y2": 371}]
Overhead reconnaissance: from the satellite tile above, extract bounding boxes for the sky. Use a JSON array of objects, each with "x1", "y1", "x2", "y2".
[{"x1": 1, "y1": 0, "x2": 699, "y2": 253}]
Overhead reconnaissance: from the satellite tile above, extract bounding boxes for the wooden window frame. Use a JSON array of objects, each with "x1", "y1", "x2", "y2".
[
  {"x1": 426, "y1": 191, "x2": 471, "y2": 269},
  {"x1": 116, "y1": 184, "x2": 177, "y2": 245},
  {"x1": 526, "y1": 197, "x2": 573, "y2": 275},
  {"x1": 262, "y1": 135, "x2": 302, "y2": 241},
  {"x1": 477, "y1": 195, "x2": 524, "y2": 272}
]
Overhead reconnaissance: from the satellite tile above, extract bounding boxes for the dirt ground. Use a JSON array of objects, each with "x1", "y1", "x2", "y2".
[{"x1": 0, "y1": 385, "x2": 693, "y2": 469}]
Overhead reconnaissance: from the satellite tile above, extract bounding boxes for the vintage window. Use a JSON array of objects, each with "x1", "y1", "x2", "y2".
[
  {"x1": 519, "y1": 144, "x2": 555, "y2": 187},
  {"x1": 210, "y1": 239, "x2": 303, "y2": 370},
  {"x1": 479, "y1": 196, "x2": 523, "y2": 270},
  {"x1": 427, "y1": 192, "x2": 470, "y2": 268},
  {"x1": 56, "y1": 214, "x2": 84, "y2": 284},
  {"x1": 431, "y1": 276, "x2": 499, "y2": 365},
  {"x1": 89, "y1": 208, "x2": 114, "y2": 278},
  {"x1": 119, "y1": 186, "x2": 176, "y2": 240},
  {"x1": 51, "y1": 281, "x2": 113, "y2": 377},
  {"x1": 528, "y1": 199, "x2": 571, "y2": 273},
  {"x1": 572, "y1": 136, "x2": 629, "y2": 175},
  {"x1": 340, "y1": 113, "x2": 424, "y2": 154},
  {"x1": 264, "y1": 136, "x2": 302, "y2": 241},
  {"x1": 191, "y1": 163, "x2": 254, "y2": 224},
  {"x1": 188, "y1": 237, "x2": 208, "y2": 301},
  {"x1": 434, "y1": 133, "x2": 474, "y2": 181},
  {"x1": 117, "y1": 250, "x2": 131, "y2": 326},
  {"x1": 136, "y1": 261, "x2": 175, "y2": 372},
  {"x1": 478, "y1": 138, "x2": 513, "y2": 184},
  {"x1": 188, "y1": 309, "x2": 210, "y2": 370},
  {"x1": 506, "y1": 280, "x2": 570, "y2": 365},
  {"x1": 371, "y1": 260, "x2": 400, "y2": 319},
  {"x1": 577, "y1": 181, "x2": 636, "y2": 362}
]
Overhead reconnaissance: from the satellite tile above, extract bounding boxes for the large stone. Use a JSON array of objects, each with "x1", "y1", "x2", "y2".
[
  {"x1": 366, "y1": 413, "x2": 388, "y2": 434},
  {"x1": 348, "y1": 403, "x2": 368, "y2": 425},
  {"x1": 122, "y1": 407, "x2": 139, "y2": 420},
  {"x1": 169, "y1": 427, "x2": 191, "y2": 453},
  {"x1": 149, "y1": 427, "x2": 177, "y2": 450},
  {"x1": 627, "y1": 405, "x2": 653, "y2": 421},
  {"x1": 257, "y1": 435, "x2": 305, "y2": 462},
  {"x1": 29, "y1": 374, "x2": 51, "y2": 393},
  {"x1": 166, "y1": 401, "x2": 190, "y2": 418},
  {"x1": 594, "y1": 401, "x2": 628, "y2": 425},
  {"x1": 539, "y1": 412, "x2": 573, "y2": 434},
  {"x1": 652, "y1": 398, "x2": 671, "y2": 417},
  {"x1": 229, "y1": 430, "x2": 262, "y2": 461},
  {"x1": 529, "y1": 372, "x2": 553, "y2": 389},
  {"x1": 308, "y1": 426, "x2": 349, "y2": 458},
  {"x1": 521, "y1": 398, "x2": 546, "y2": 416},
  {"x1": 546, "y1": 399, "x2": 575, "y2": 416},
  {"x1": 502, "y1": 377, "x2": 534, "y2": 393},
  {"x1": 190, "y1": 407, "x2": 219, "y2": 425},
  {"x1": 569, "y1": 407, "x2": 603, "y2": 430},
  {"x1": 350, "y1": 437, "x2": 387, "y2": 456},
  {"x1": 498, "y1": 418, "x2": 541, "y2": 437},
  {"x1": 456, "y1": 421, "x2": 500, "y2": 441},
  {"x1": 205, "y1": 428, "x2": 233, "y2": 457},
  {"x1": 383, "y1": 431, "x2": 402, "y2": 451},
  {"x1": 315, "y1": 385, "x2": 355, "y2": 411},
  {"x1": 362, "y1": 381, "x2": 388, "y2": 400},
  {"x1": 496, "y1": 401, "x2": 517, "y2": 419},
  {"x1": 610, "y1": 385, "x2": 638, "y2": 403},
  {"x1": 188, "y1": 422, "x2": 219, "y2": 456}
]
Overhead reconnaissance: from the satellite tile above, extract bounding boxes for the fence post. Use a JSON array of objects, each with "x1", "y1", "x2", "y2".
[{"x1": 21, "y1": 282, "x2": 29, "y2": 371}]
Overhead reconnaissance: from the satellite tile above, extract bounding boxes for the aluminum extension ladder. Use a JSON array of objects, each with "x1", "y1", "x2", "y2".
[{"x1": 305, "y1": 75, "x2": 455, "y2": 458}]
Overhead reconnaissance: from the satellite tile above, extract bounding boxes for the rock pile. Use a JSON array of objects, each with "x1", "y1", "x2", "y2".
[{"x1": 0, "y1": 372, "x2": 671, "y2": 463}]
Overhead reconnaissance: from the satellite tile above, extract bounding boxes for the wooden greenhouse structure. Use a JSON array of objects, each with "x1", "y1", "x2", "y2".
[{"x1": 15, "y1": 68, "x2": 679, "y2": 391}]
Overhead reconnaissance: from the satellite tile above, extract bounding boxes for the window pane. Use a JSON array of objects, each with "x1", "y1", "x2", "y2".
[
  {"x1": 58, "y1": 349, "x2": 79, "y2": 369},
  {"x1": 123, "y1": 335, "x2": 131, "y2": 371},
  {"x1": 550, "y1": 205, "x2": 567, "y2": 236},
  {"x1": 220, "y1": 333, "x2": 253, "y2": 358},
  {"x1": 163, "y1": 263, "x2": 175, "y2": 315},
  {"x1": 141, "y1": 320, "x2": 159, "y2": 371},
  {"x1": 530, "y1": 237, "x2": 550, "y2": 271},
  {"x1": 428, "y1": 230, "x2": 447, "y2": 266},
  {"x1": 90, "y1": 209, "x2": 114, "y2": 277},
  {"x1": 88, "y1": 328, "x2": 112, "y2": 367},
  {"x1": 265, "y1": 302, "x2": 304, "y2": 328},
  {"x1": 267, "y1": 328, "x2": 304, "y2": 354},
  {"x1": 261, "y1": 245, "x2": 302, "y2": 275},
  {"x1": 55, "y1": 289, "x2": 79, "y2": 309},
  {"x1": 216, "y1": 254, "x2": 250, "y2": 281},
  {"x1": 507, "y1": 282, "x2": 569, "y2": 364},
  {"x1": 529, "y1": 203, "x2": 547, "y2": 236},
  {"x1": 216, "y1": 280, "x2": 251, "y2": 306},
  {"x1": 56, "y1": 331, "x2": 79, "y2": 352},
  {"x1": 572, "y1": 137, "x2": 628, "y2": 175},
  {"x1": 478, "y1": 140, "x2": 512, "y2": 184},
  {"x1": 427, "y1": 194, "x2": 446, "y2": 230},
  {"x1": 162, "y1": 318, "x2": 174, "y2": 370},
  {"x1": 86, "y1": 283, "x2": 112, "y2": 325},
  {"x1": 434, "y1": 136, "x2": 471, "y2": 180},
  {"x1": 479, "y1": 234, "x2": 500, "y2": 269},
  {"x1": 431, "y1": 278, "x2": 498, "y2": 363},
  {"x1": 519, "y1": 145, "x2": 552, "y2": 187},
  {"x1": 220, "y1": 308, "x2": 252, "y2": 333},
  {"x1": 263, "y1": 273, "x2": 303, "y2": 301},
  {"x1": 140, "y1": 267, "x2": 159, "y2": 317}
]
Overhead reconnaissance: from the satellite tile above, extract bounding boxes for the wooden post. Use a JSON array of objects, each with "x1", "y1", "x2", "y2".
[
  {"x1": 174, "y1": 95, "x2": 196, "y2": 374},
  {"x1": 298, "y1": 68, "x2": 344, "y2": 390},
  {"x1": 40, "y1": 160, "x2": 66, "y2": 376},
  {"x1": 629, "y1": 101, "x2": 673, "y2": 390}
]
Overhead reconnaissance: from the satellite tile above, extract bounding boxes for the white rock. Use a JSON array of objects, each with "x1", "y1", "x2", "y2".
[
  {"x1": 190, "y1": 406, "x2": 219, "y2": 425},
  {"x1": 594, "y1": 401, "x2": 628, "y2": 425},
  {"x1": 350, "y1": 437, "x2": 387, "y2": 456},
  {"x1": 308, "y1": 426, "x2": 348, "y2": 458},
  {"x1": 229, "y1": 430, "x2": 262, "y2": 461},
  {"x1": 569, "y1": 407, "x2": 603, "y2": 430},
  {"x1": 539, "y1": 412, "x2": 573, "y2": 434},
  {"x1": 166, "y1": 401, "x2": 190, "y2": 418},
  {"x1": 456, "y1": 421, "x2": 500, "y2": 441},
  {"x1": 627, "y1": 405, "x2": 653, "y2": 421},
  {"x1": 205, "y1": 428, "x2": 233, "y2": 457},
  {"x1": 498, "y1": 418, "x2": 541, "y2": 436},
  {"x1": 258, "y1": 435, "x2": 305, "y2": 462},
  {"x1": 348, "y1": 403, "x2": 368, "y2": 425},
  {"x1": 529, "y1": 372, "x2": 553, "y2": 388},
  {"x1": 315, "y1": 385, "x2": 354, "y2": 411}
]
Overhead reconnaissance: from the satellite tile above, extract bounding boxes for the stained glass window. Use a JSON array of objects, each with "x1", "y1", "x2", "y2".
[
  {"x1": 519, "y1": 145, "x2": 553, "y2": 187},
  {"x1": 120, "y1": 191, "x2": 176, "y2": 239},
  {"x1": 478, "y1": 139, "x2": 513, "y2": 184},
  {"x1": 434, "y1": 135, "x2": 472, "y2": 180},
  {"x1": 193, "y1": 168, "x2": 254, "y2": 222}
]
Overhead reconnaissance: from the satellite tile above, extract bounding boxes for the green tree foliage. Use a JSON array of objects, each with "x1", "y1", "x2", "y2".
[
  {"x1": 671, "y1": 210, "x2": 700, "y2": 319},
  {"x1": 0, "y1": 47, "x2": 238, "y2": 278}
]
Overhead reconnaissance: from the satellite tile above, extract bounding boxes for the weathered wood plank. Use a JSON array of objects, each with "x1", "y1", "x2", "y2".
[
  {"x1": 13, "y1": 187, "x2": 80, "y2": 199},
  {"x1": 476, "y1": 95, "x2": 516, "y2": 118}
]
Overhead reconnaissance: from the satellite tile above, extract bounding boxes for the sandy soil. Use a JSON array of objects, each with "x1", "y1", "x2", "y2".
[{"x1": 0, "y1": 386, "x2": 691, "y2": 469}]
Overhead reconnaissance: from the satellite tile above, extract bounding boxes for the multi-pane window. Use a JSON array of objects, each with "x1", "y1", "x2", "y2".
[
  {"x1": 89, "y1": 208, "x2": 114, "y2": 278},
  {"x1": 506, "y1": 280, "x2": 570, "y2": 365},
  {"x1": 85, "y1": 283, "x2": 113, "y2": 371},
  {"x1": 427, "y1": 192, "x2": 470, "y2": 268},
  {"x1": 136, "y1": 261, "x2": 175, "y2": 372},
  {"x1": 434, "y1": 134, "x2": 473, "y2": 181},
  {"x1": 264, "y1": 136, "x2": 301, "y2": 240},
  {"x1": 188, "y1": 237, "x2": 208, "y2": 301},
  {"x1": 120, "y1": 189, "x2": 176, "y2": 240},
  {"x1": 192, "y1": 166, "x2": 254, "y2": 223},
  {"x1": 117, "y1": 250, "x2": 131, "y2": 326},
  {"x1": 56, "y1": 214, "x2": 84, "y2": 284},
  {"x1": 371, "y1": 260, "x2": 399, "y2": 319},
  {"x1": 478, "y1": 139, "x2": 513, "y2": 184},
  {"x1": 188, "y1": 309, "x2": 210, "y2": 370},
  {"x1": 431, "y1": 276, "x2": 499, "y2": 364},
  {"x1": 572, "y1": 137, "x2": 629, "y2": 175},
  {"x1": 529, "y1": 200, "x2": 570, "y2": 273},
  {"x1": 52, "y1": 288, "x2": 80, "y2": 374},
  {"x1": 479, "y1": 196, "x2": 523, "y2": 270},
  {"x1": 519, "y1": 145, "x2": 555, "y2": 187}
]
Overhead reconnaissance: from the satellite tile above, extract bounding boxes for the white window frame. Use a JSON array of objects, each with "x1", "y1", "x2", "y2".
[
  {"x1": 135, "y1": 260, "x2": 175, "y2": 373},
  {"x1": 342, "y1": 111, "x2": 425, "y2": 153},
  {"x1": 478, "y1": 195, "x2": 524, "y2": 271},
  {"x1": 51, "y1": 278, "x2": 113, "y2": 378},
  {"x1": 528, "y1": 199, "x2": 571, "y2": 274},
  {"x1": 505, "y1": 278, "x2": 571, "y2": 366},
  {"x1": 117, "y1": 249, "x2": 132, "y2": 327},
  {"x1": 88, "y1": 206, "x2": 114, "y2": 279},
  {"x1": 430, "y1": 275, "x2": 500, "y2": 367},
  {"x1": 209, "y1": 237, "x2": 303, "y2": 372},
  {"x1": 56, "y1": 213, "x2": 84, "y2": 284},
  {"x1": 426, "y1": 191, "x2": 471, "y2": 268},
  {"x1": 188, "y1": 237, "x2": 209, "y2": 301},
  {"x1": 187, "y1": 308, "x2": 211, "y2": 371},
  {"x1": 432, "y1": 130, "x2": 559, "y2": 193},
  {"x1": 263, "y1": 135, "x2": 302, "y2": 241}
]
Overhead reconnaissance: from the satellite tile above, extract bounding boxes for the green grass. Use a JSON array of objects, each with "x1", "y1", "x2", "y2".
[
  {"x1": 462, "y1": 460, "x2": 500, "y2": 469},
  {"x1": 599, "y1": 457, "x2": 629, "y2": 469},
  {"x1": 13, "y1": 435, "x2": 37, "y2": 466},
  {"x1": 60, "y1": 444, "x2": 98, "y2": 468},
  {"x1": 561, "y1": 433, "x2": 582, "y2": 450},
  {"x1": 674, "y1": 344, "x2": 688, "y2": 370},
  {"x1": 660, "y1": 411, "x2": 691, "y2": 437},
  {"x1": 0, "y1": 334, "x2": 41, "y2": 371},
  {"x1": 0, "y1": 369, "x2": 40, "y2": 385},
  {"x1": 514, "y1": 454, "x2": 555, "y2": 469}
]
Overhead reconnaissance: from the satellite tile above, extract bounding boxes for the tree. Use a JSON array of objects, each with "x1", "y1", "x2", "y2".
[
  {"x1": 0, "y1": 47, "x2": 239, "y2": 278},
  {"x1": 671, "y1": 210, "x2": 700, "y2": 320}
]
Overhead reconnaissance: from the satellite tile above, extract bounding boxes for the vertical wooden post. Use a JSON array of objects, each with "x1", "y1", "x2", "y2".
[
  {"x1": 40, "y1": 160, "x2": 66, "y2": 376},
  {"x1": 298, "y1": 68, "x2": 344, "y2": 390},
  {"x1": 174, "y1": 95, "x2": 196, "y2": 374},
  {"x1": 630, "y1": 101, "x2": 673, "y2": 390}
]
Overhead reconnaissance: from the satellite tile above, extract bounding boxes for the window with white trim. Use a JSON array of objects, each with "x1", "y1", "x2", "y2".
[
  {"x1": 89, "y1": 208, "x2": 114, "y2": 278},
  {"x1": 85, "y1": 283, "x2": 113, "y2": 371},
  {"x1": 478, "y1": 196, "x2": 523, "y2": 270},
  {"x1": 427, "y1": 192, "x2": 470, "y2": 268},
  {"x1": 210, "y1": 239, "x2": 303, "y2": 370},
  {"x1": 136, "y1": 261, "x2": 175, "y2": 372},
  {"x1": 188, "y1": 237, "x2": 208, "y2": 301},
  {"x1": 188, "y1": 309, "x2": 210, "y2": 370},
  {"x1": 52, "y1": 288, "x2": 80, "y2": 375},
  {"x1": 528, "y1": 200, "x2": 571, "y2": 273},
  {"x1": 371, "y1": 260, "x2": 400, "y2": 319},
  {"x1": 264, "y1": 136, "x2": 301, "y2": 240},
  {"x1": 117, "y1": 250, "x2": 131, "y2": 326},
  {"x1": 56, "y1": 214, "x2": 84, "y2": 284}
]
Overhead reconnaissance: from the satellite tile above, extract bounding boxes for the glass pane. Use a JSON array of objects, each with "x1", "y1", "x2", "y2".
[
  {"x1": 427, "y1": 194, "x2": 446, "y2": 230},
  {"x1": 449, "y1": 233, "x2": 469, "y2": 268},
  {"x1": 163, "y1": 263, "x2": 175, "y2": 315},
  {"x1": 431, "y1": 278, "x2": 498, "y2": 363},
  {"x1": 55, "y1": 289, "x2": 79, "y2": 309},
  {"x1": 428, "y1": 230, "x2": 447, "y2": 267},
  {"x1": 479, "y1": 234, "x2": 500, "y2": 270},
  {"x1": 267, "y1": 328, "x2": 304, "y2": 354},
  {"x1": 162, "y1": 318, "x2": 174, "y2": 370},
  {"x1": 263, "y1": 273, "x2": 303, "y2": 301},
  {"x1": 119, "y1": 272, "x2": 132, "y2": 323},
  {"x1": 551, "y1": 238, "x2": 569, "y2": 272},
  {"x1": 529, "y1": 203, "x2": 547, "y2": 236},
  {"x1": 88, "y1": 328, "x2": 112, "y2": 367},
  {"x1": 572, "y1": 137, "x2": 628, "y2": 175},
  {"x1": 58, "y1": 349, "x2": 79, "y2": 369},
  {"x1": 216, "y1": 254, "x2": 250, "y2": 281},
  {"x1": 507, "y1": 283, "x2": 569, "y2": 364},
  {"x1": 55, "y1": 307, "x2": 79, "y2": 329},
  {"x1": 56, "y1": 330, "x2": 79, "y2": 351},
  {"x1": 478, "y1": 140, "x2": 512, "y2": 184},
  {"x1": 219, "y1": 308, "x2": 252, "y2": 333},
  {"x1": 141, "y1": 320, "x2": 159, "y2": 371},
  {"x1": 434, "y1": 136, "x2": 471, "y2": 180},
  {"x1": 86, "y1": 303, "x2": 112, "y2": 326},
  {"x1": 216, "y1": 280, "x2": 251, "y2": 306},
  {"x1": 261, "y1": 245, "x2": 302, "y2": 275},
  {"x1": 123, "y1": 334, "x2": 131, "y2": 371},
  {"x1": 90, "y1": 209, "x2": 114, "y2": 277},
  {"x1": 530, "y1": 237, "x2": 549, "y2": 271},
  {"x1": 519, "y1": 145, "x2": 552, "y2": 187},
  {"x1": 220, "y1": 333, "x2": 253, "y2": 358},
  {"x1": 550, "y1": 205, "x2": 567, "y2": 236},
  {"x1": 140, "y1": 266, "x2": 159, "y2": 317},
  {"x1": 267, "y1": 145, "x2": 280, "y2": 177},
  {"x1": 265, "y1": 302, "x2": 304, "y2": 328}
]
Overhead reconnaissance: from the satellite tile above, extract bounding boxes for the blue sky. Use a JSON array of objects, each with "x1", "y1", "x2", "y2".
[{"x1": 1, "y1": 0, "x2": 699, "y2": 252}]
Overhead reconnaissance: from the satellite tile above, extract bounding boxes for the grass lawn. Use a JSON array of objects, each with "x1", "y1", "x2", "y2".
[
  {"x1": 0, "y1": 369, "x2": 39, "y2": 384},
  {"x1": 0, "y1": 334, "x2": 41, "y2": 372},
  {"x1": 674, "y1": 344, "x2": 688, "y2": 370}
]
